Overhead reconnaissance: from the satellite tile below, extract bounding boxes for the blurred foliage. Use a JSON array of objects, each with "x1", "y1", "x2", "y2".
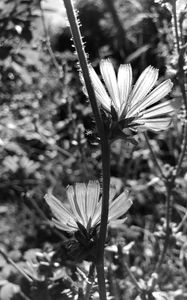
[{"x1": 0, "y1": 0, "x2": 187, "y2": 299}]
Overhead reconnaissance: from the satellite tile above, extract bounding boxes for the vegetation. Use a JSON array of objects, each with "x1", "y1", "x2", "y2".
[{"x1": 0, "y1": 0, "x2": 187, "y2": 299}]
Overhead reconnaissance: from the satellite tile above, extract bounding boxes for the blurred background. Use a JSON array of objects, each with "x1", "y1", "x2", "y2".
[{"x1": 0, "y1": 0, "x2": 187, "y2": 299}]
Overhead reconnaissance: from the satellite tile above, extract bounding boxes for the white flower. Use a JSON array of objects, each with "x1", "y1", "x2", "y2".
[
  {"x1": 88, "y1": 59, "x2": 180, "y2": 132},
  {"x1": 45, "y1": 181, "x2": 132, "y2": 233}
]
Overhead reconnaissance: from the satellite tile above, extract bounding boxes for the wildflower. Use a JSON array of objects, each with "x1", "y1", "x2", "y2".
[
  {"x1": 45, "y1": 181, "x2": 132, "y2": 262},
  {"x1": 88, "y1": 59, "x2": 180, "y2": 132},
  {"x1": 45, "y1": 181, "x2": 132, "y2": 234}
]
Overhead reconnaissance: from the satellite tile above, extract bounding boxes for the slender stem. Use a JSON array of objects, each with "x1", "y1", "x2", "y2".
[
  {"x1": 19, "y1": 291, "x2": 32, "y2": 300},
  {"x1": 172, "y1": 0, "x2": 181, "y2": 54},
  {"x1": 154, "y1": 183, "x2": 173, "y2": 275},
  {"x1": 172, "y1": 1, "x2": 187, "y2": 175},
  {"x1": 102, "y1": 0, "x2": 127, "y2": 57},
  {"x1": 61, "y1": 1, "x2": 111, "y2": 299},
  {"x1": 176, "y1": 121, "x2": 187, "y2": 175},
  {"x1": 0, "y1": 249, "x2": 33, "y2": 283},
  {"x1": 85, "y1": 263, "x2": 95, "y2": 300},
  {"x1": 122, "y1": 259, "x2": 142, "y2": 293},
  {"x1": 144, "y1": 133, "x2": 165, "y2": 179},
  {"x1": 39, "y1": 0, "x2": 63, "y2": 79},
  {"x1": 62, "y1": 0, "x2": 104, "y2": 135},
  {"x1": 117, "y1": 245, "x2": 142, "y2": 293}
]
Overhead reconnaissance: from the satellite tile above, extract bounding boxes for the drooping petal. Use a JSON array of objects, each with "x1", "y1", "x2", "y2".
[
  {"x1": 45, "y1": 194, "x2": 73, "y2": 223},
  {"x1": 140, "y1": 99, "x2": 180, "y2": 119},
  {"x1": 100, "y1": 59, "x2": 120, "y2": 110},
  {"x1": 88, "y1": 65, "x2": 112, "y2": 111},
  {"x1": 110, "y1": 217, "x2": 127, "y2": 225},
  {"x1": 109, "y1": 190, "x2": 132, "y2": 221},
  {"x1": 128, "y1": 66, "x2": 159, "y2": 109},
  {"x1": 138, "y1": 117, "x2": 172, "y2": 131},
  {"x1": 117, "y1": 64, "x2": 132, "y2": 112},
  {"x1": 86, "y1": 181, "x2": 100, "y2": 220},
  {"x1": 127, "y1": 80, "x2": 173, "y2": 117}
]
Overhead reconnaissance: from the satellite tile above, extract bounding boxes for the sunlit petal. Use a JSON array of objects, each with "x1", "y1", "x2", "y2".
[
  {"x1": 128, "y1": 66, "x2": 159, "y2": 108},
  {"x1": 45, "y1": 181, "x2": 132, "y2": 234},
  {"x1": 45, "y1": 194, "x2": 72, "y2": 221},
  {"x1": 66, "y1": 185, "x2": 83, "y2": 224},
  {"x1": 88, "y1": 65, "x2": 111, "y2": 111},
  {"x1": 75, "y1": 183, "x2": 87, "y2": 226},
  {"x1": 117, "y1": 64, "x2": 132, "y2": 112},
  {"x1": 100, "y1": 59, "x2": 120, "y2": 110},
  {"x1": 127, "y1": 80, "x2": 173, "y2": 117},
  {"x1": 109, "y1": 190, "x2": 132, "y2": 220},
  {"x1": 91, "y1": 201, "x2": 102, "y2": 227},
  {"x1": 86, "y1": 181, "x2": 100, "y2": 220},
  {"x1": 139, "y1": 117, "x2": 172, "y2": 131},
  {"x1": 141, "y1": 99, "x2": 180, "y2": 119}
]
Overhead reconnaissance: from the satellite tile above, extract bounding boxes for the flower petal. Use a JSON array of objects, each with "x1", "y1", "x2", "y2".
[
  {"x1": 138, "y1": 117, "x2": 172, "y2": 131},
  {"x1": 109, "y1": 217, "x2": 127, "y2": 225},
  {"x1": 109, "y1": 187, "x2": 117, "y2": 202},
  {"x1": 141, "y1": 99, "x2": 180, "y2": 119},
  {"x1": 127, "y1": 80, "x2": 173, "y2": 117},
  {"x1": 66, "y1": 185, "x2": 83, "y2": 224},
  {"x1": 52, "y1": 218, "x2": 77, "y2": 232},
  {"x1": 75, "y1": 183, "x2": 87, "y2": 226},
  {"x1": 88, "y1": 65, "x2": 112, "y2": 111},
  {"x1": 45, "y1": 193, "x2": 73, "y2": 222},
  {"x1": 109, "y1": 190, "x2": 132, "y2": 221},
  {"x1": 117, "y1": 64, "x2": 132, "y2": 113},
  {"x1": 100, "y1": 59, "x2": 120, "y2": 111},
  {"x1": 86, "y1": 181, "x2": 100, "y2": 220},
  {"x1": 128, "y1": 66, "x2": 159, "y2": 109},
  {"x1": 91, "y1": 201, "x2": 102, "y2": 227}
]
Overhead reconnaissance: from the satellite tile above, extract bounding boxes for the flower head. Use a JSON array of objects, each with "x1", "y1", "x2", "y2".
[
  {"x1": 45, "y1": 180, "x2": 132, "y2": 234},
  {"x1": 88, "y1": 59, "x2": 180, "y2": 132}
]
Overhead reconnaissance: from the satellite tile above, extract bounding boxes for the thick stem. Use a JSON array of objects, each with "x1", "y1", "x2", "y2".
[
  {"x1": 62, "y1": 1, "x2": 110, "y2": 299},
  {"x1": 96, "y1": 263, "x2": 107, "y2": 300}
]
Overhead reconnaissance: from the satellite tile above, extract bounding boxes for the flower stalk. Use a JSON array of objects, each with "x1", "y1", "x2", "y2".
[{"x1": 62, "y1": 1, "x2": 110, "y2": 298}]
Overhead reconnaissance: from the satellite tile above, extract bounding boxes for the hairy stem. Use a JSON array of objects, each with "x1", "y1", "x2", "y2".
[{"x1": 62, "y1": 1, "x2": 110, "y2": 299}]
